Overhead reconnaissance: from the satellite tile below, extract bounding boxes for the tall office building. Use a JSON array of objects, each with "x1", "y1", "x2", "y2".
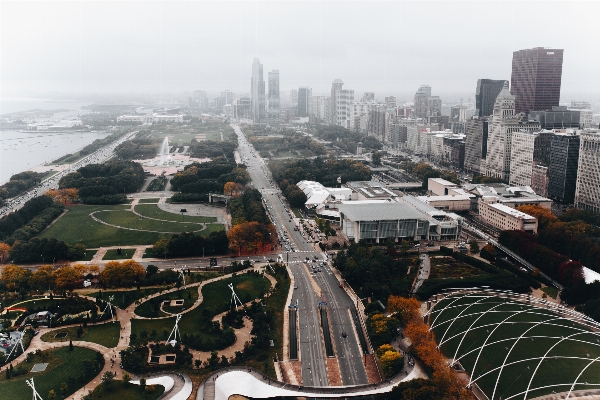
[
  {"x1": 362, "y1": 92, "x2": 375, "y2": 102},
  {"x1": 193, "y1": 90, "x2": 208, "y2": 110},
  {"x1": 250, "y1": 58, "x2": 266, "y2": 123},
  {"x1": 574, "y1": 130, "x2": 600, "y2": 211},
  {"x1": 385, "y1": 96, "x2": 397, "y2": 108},
  {"x1": 414, "y1": 85, "x2": 431, "y2": 118},
  {"x1": 511, "y1": 47, "x2": 564, "y2": 114},
  {"x1": 485, "y1": 82, "x2": 540, "y2": 181},
  {"x1": 290, "y1": 89, "x2": 298, "y2": 106},
  {"x1": 297, "y1": 87, "x2": 312, "y2": 117},
  {"x1": 548, "y1": 132, "x2": 580, "y2": 203},
  {"x1": 427, "y1": 96, "x2": 442, "y2": 117},
  {"x1": 475, "y1": 79, "x2": 508, "y2": 117},
  {"x1": 221, "y1": 90, "x2": 233, "y2": 105},
  {"x1": 509, "y1": 130, "x2": 538, "y2": 186},
  {"x1": 329, "y1": 79, "x2": 354, "y2": 128},
  {"x1": 464, "y1": 117, "x2": 489, "y2": 173},
  {"x1": 530, "y1": 106, "x2": 580, "y2": 129},
  {"x1": 268, "y1": 70, "x2": 280, "y2": 118}
]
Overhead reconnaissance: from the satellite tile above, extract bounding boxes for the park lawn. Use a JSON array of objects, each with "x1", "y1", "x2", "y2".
[
  {"x1": 11, "y1": 298, "x2": 69, "y2": 312},
  {"x1": 541, "y1": 285, "x2": 559, "y2": 299},
  {"x1": 88, "y1": 381, "x2": 164, "y2": 400},
  {"x1": 134, "y1": 204, "x2": 217, "y2": 223},
  {"x1": 137, "y1": 198, "x2": 160, "y2": 204},
  {"x1": 39, "y1": 205, "x2": 170, "y2": 247},
  {"x1": 90, "y1": 288, "x2": 164, "y2": 309},
  {"x1": 290, "y1": 208, "x2": 303, "y2": 219},
  {"x1": 94, "y1": 210, "x2": 205, "y2": 232},
  {"x1": 103, "y1": 249, "x2": 136, "y2": 260},
  {"x1": 144, "y1": 131, "x2": 199, "y2": 144},
  {"x1": 0, "y1": 347, "x2": 101, "y2": 400},
  {"x1": 130, "y1": 274, "x2": 271, "y2": 347},
  {"x1": 134, "y1": 287, "x2": 199, "y2": 318},
  {"x1": 40, "y1": 322, "x2": 121, "y2": 348},
  {"x1": 431, "y1": 295, "x2": 600, "y2": 399}
]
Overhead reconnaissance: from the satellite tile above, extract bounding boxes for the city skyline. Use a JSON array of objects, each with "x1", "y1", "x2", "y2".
[{"x1": 1, "y1": 1, "x2": 599, "y2": 102}]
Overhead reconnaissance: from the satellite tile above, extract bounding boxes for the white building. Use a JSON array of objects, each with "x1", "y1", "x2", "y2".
[
  {"x1": 479, "y1": 200, "x2": 538, "y2": 234},
  {"x1": 509, "y1": 130, "x2": 537, "y2": 186},
  {"x1": 117, "y1": 114, "x2": 183, "y2": 125},
  {"x1": 428, "y1": 178, "x2": 458, "y2": 196},
  {"x1": 329, "y1": 79, "x2": 354, "y2": 128},
  {"x1": 485, "y1": 82, "x2": 540, "y2": 182},
  {"x1": 296, "y1": 180, "x2": 352, "y2": 212},
  {"x1": 575, "y1": 130, "x2": 600, "y2": 213}
]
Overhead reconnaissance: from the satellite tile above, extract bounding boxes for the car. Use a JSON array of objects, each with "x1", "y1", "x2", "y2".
[
  {"x1": 342, "y1": 332, "x2": 347, "y2": 338},
  {"x1": 294, "y1": 286, "x2": 298, "y2": 290},
  {"x1": 339, "y1": 283, "x2": 343, "y2": 288},
  {"x1": 414, "y1": 243, "x2": 421, "y2": 247}
]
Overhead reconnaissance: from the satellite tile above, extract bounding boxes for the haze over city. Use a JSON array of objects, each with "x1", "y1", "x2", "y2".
[{"x1": 2, "y1": 1, "x2": 600, "y2": 103}]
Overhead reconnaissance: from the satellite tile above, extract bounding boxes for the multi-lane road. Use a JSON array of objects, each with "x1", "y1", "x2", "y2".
[{"x1": 233, "y1": 124, "x2": 369, "y2": 387}]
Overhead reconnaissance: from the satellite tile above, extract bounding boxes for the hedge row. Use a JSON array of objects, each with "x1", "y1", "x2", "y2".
[{"x1": 7, "y1": 203, "x2": 64, "y2": 244}]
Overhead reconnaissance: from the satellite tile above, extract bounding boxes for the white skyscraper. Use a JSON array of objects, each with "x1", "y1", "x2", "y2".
[
  {"x1": 250, "y1": 58, "x2": 266, "y2": 123},
  {"x1": 329, "y1": 79, "x2": 354, "y2": 128}
]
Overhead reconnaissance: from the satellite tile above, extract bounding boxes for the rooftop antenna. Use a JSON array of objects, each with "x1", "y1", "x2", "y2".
[
  {"x1": 103, "y1": 295, "x2": 115, "y2": 322},
  {"x1": 166, "y1": 314, "x2": 182, "y2": 347},
  {"x1": 178, "y1": 266, "x2": 187, "y2": 287},
  {"x1": 228, "y1": 283, "x2": 243, "y2": 310},
  {"x1": 26, "y1": 378, "x2": 44, "y2": 400},
  {"x1": 6, "y1": 327, "x2": 26, "y2": 361}
]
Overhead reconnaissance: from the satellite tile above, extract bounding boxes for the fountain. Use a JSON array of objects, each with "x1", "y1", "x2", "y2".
[{"x1": 159, "y1": 137, "x2": 171, "y2": 165}]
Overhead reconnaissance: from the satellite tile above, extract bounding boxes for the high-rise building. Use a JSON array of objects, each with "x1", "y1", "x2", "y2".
[
  {"x1": 362, "y1": 92, "x2": 375, "y2": 102},
  {"x1": 548, "y1": 132, "x2": 580, "y2": 203},
  {"x1": 234, "y1": 97, "x2": 251, "y2": 120},
  {"x1": 570, "y1": 101, "x2": 591, "y2": 110},
  {"x1": 511, "y1": 47, "x2": 564, "y2": 114},
  {"x1": 509, "y1": 130, "x2": 538, "y2": 186},
  {"x1": 290, "y1": 89, "x2": 298, "y2": 106},
  {"x1": 311, "y1": 96, "x2": 329, "y2": 122},
  {"x1": 531, "y1": 164, "x2": 549, "y2": 197},
  {"x1": 220, "y1": 90, "x2": 233, "y2": 105},
  {"x1": 250, "y1": 58, "x2": 266, "y2": 123},
  {"x1": 193, "y1": 90, "x2": 208, "y2": 110},
  {"x1": 414, "y1": 85, "x2": 431, "y2": 119},
  {"x1": 451, "y1": 105, "x2": 467, "y2": 134},
  {"x1": 385, "y1": 96, "x2": 397, "y2": 108},
  {"x1": 530, "y1": 106, "x2": 580, "y2": 129},
  {"x1": 533, "y1": 130, "x2": 555, "y2": 166},
  {"x1": 297, "y1": 87, "x2": 312, "y2": 117},
  {"x1": 268, "y1": 70, "x2": 280, "y2": 118},
  {"x1": 485, "y1": 82, "x2": 540, "y2": 181},
  {"x1": 575, "y1": 130, "x2": 600, "y2": 211},
  {"x1": 464, "y1": 117, "x2": 489, "y2": 174},
  {"x1": 427, "y1": 96, "x2": 442, "y2": 117},
  {"x1": 475, "y1": 79, "x2": 508, "y2": 117},
  {"x1": 329, "y1": 79, "x2": 354, "y2": 128}
]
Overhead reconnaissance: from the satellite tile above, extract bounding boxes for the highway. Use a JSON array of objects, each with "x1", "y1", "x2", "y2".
[{"x1": 232, "y1": 124, "x2": 369, "y2": 387}]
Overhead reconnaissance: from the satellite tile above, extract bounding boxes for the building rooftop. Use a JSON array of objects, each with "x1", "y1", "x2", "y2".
[
  {"x1": 346, "y1": 181, "x2": 397, "y2": 198},
  {"x1": 428, "y1": 178, "x2": 457, "y2": 187},
  {"x1": 337, "y1": 202, "x2": 425, "y2": 222},
  {"x1": 488, "y1": 203, "x2": 536, "y2": 220}
]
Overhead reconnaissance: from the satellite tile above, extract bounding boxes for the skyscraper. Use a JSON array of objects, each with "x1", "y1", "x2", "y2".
[
  {"x1": 297, "y1": 87, "x2": 312, "y2": 117},
  {"x1": 575, "y1": 130, "x2": 600, "y2": 212},
  {"x1": 250, "y1": 58, "x2": 266, "y2": 123},
  {"x1": 268, "y1": 70, "x2": 280, "y2": 118},
  {"x1": 511, "y1": 47, "x2": 564, "y2": 114},
  {"x1": 413, "y1": 85, "x2": 431, "y2": 119},
  {"x1": 329, "y1": 79, "x2": 354, "y2": 128},
  {"x1": 548, "y1": 132, "x2": 580, "y2": 203},
  {"x1": 475, "y1": 79, "x2": 508, "y2": 117}
]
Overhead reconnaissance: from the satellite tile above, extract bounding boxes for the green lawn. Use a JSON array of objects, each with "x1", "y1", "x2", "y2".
[
  {"x1": 9, "y1": 298, "x2": 68, "y2": 312},
  {"x1": 40, "y1": 322, "x2": 121, "y2": 348},
  {"x1": 134, "y1": 204, "x2": 217, "y2": 223},
  {"x1": 0, "y1": 347, "x2": 102, "y2": 400},
  {"x1": 130, "y1": 273, "x2": 271, "y2": 348},
  {"x1": 137, "y1": 198, "x2": 160, "y2": 203},
  {"x1": 39, "y1": 205, "x2": 170, "y2": 247},
  {"x1": 134, "y1": 287, "x2": 199, "y2": 318},
  {"x1": 89, "y1": 288, "x2": 164, "y2": 309},
  {"x1": 430, "y1": 294, "x2": 600, "y2": 399},
  {"x1": 88, "y1": 381, "x2": 165, "y2": 400},
  {"x1": 541, "y1": 286, "x2": 559, "y2": 299},
  {"x1": 102, "y1": 249, "x2": 136, "y2": 260},
  {"x1": 94, "y1": 210, "x2": 206, "y2": 232}
]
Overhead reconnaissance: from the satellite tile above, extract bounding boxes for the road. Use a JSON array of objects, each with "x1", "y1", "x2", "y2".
[
  {"x1": 232, "y1": 124, "x2": 369, "y2": 387},
  {"x1": 0, "y1": 130, "x2": 138, "y2": 217}
]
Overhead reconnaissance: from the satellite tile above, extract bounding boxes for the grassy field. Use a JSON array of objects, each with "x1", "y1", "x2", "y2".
[
  {"x1": 137, "y1": 198, "x2": 160, "y2": 203},
  {"x1": 9, "y1": 298, "x2": 68, "y2": 311},
  {"x1": 541, "y1": 286, "x2": 559, "y2": 299},
  {"x1": 134, "y1": 204, "x2": 217, "y2": 223},
  {"x1": 130, "y1": 274, "x2": 271, "y2": 347},
  {"x1": 40, "y1": 322, "x2": 121, "y2": 348},
  {"x1": 430, "y1": 294, "x2": 600, "y2": 399},
  {"x1": 89, "y1": 288, "x2": 165, "y2": 309},
  {"x1": 134, "y1": 287, "x2": 199, "y2": 318},
  {"x1": 0, "y1": 347, "x2": 101, "y2": 400},
  {"x1": 88, "y1": 381, "x2": 165, "y2": 400},
  {"x1": 103, "y1": 249, "x2": 135, "y2": 260},
  {"x1": 39, "y1": 205, "x2": 170, "y2": 247},
  {"x1": 429, "y1": 256, "x2": 486, "y2": 279},
  {"x1": 94, "y1": 210, "x2": 206, "y2": 232}
]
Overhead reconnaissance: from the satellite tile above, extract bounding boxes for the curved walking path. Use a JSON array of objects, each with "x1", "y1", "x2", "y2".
[{"x1": 89, "y1": 210, "x2": 207, "y2": 234}]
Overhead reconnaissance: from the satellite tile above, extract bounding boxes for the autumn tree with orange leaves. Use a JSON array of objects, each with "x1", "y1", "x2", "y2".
[
  {"x1": 99, "y1": 260, "x2": 146, "y2": 288},
  {"x1": 45, "y1": 188, "x2": 79, "y2": 205},
  {"x1": 0, "y1": 242, "x2": 10, "y2": 263},
  {"x1": 227, "y1": 221, "x2": 276, "y2": 254},
  {"x1": 387, "y1": 295, "x2": 470, "y2": 399}
]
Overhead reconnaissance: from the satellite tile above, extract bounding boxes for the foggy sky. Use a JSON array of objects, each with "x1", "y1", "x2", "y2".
[{"x1": 2, "y1": 1, "x2": 599, "y2": 101}]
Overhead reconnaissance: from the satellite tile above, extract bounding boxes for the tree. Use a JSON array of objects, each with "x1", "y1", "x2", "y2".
[
  {"x1": 48, "y1": 390, "x2": 57, "y2": 400},
  {"x1": 372, "y1": 152, "x2": 382, "y2": 166},
  {"x1": 53, "y1": 266, "x2": 80, "y2": 291},
  {"x1": 122, "y1": 372, "x2": 131, "y2": 383},
  {"x1": 0, "y1": 264, "x2": 32, "y2": 291},
  {"x1": 139, "y1": 377, "x2": 146, "y2": 391},
  {"x1": 468, "y1": 239, "x2": 480, "y2": 254},
  {"x1": 60, "y1": 382, "x2": 68, "y2": 397},
  {"x1": 380, "y1": 350, "x2": 403, "y2": 377},
  {"x1": 99, "y1": 260, "x2": 146, "y2": 287},
  {"x1": 377, "y1": 344, "x2": 396, "y2": 357},
  {"x1": 101, "y1": 371, "x2": 114, "y2": 390},
  {"x1": 0, "y1": 242, "x2": 10, "y2": 263},
  {"x1": 31, "y1": 265, "x2": 55, "y2": 291}
]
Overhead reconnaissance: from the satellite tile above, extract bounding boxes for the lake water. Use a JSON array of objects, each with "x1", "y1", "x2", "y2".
[{"x1": 0, "y1": 130, "x2": 111, "y2": 183}]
